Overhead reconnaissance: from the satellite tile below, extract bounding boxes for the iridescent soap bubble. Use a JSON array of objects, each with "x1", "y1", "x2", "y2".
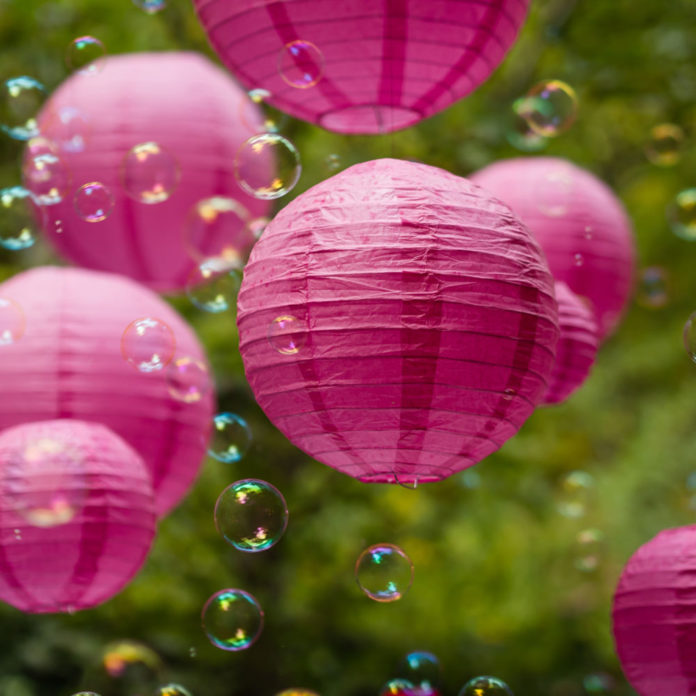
[
  {"x1": 636, "y1": 267, "x2": 669, "y2": 309},
  {"x1": 0, "y1": 297, "x2": 25, "y2": 346},
  {"x1": 201, "y1": 589, "x2": 264, "y2": 651},
  {"x1": 380, "y1": 680, "x2": 416, "y2": 696},
  {"x1": 276, "y1": 690, "x2": 320, "y2": 696},
  {"x1": 0, "y1": 76, "x2": 47, "y2": 140},
  {"x1": 536, "y1": 167, "x2": 574, "y2": 217},
  {"x1": 268, "y1": 315, "x2": 306, "y2": 355},
  {"x1": 234, "y1": 133, "x2": 301, "y2": 200},
  {"x1": 184, "y1": 196, "x2": 251, "y2": 261},
  {"x1": 507, "y1": 100, "x2": 548, "y2": 152},
  {"x1": 517, "y1": 80, "x2": 578, "y2": 137},
  {"x1": 167, "y1": 356, "x2": 211, "y2": 404},
  {"x1": 399, "y1": 651, "x2": 442, "y2": 691},
  {"x1": 574, "y1": 528, "x2": 604, "y2": 572},
  {"x1": 241, "y1": 88, "x2": 287, "y2": 134},
  {"x1": 208, "y1": 413, "x2": 252, "y2": 463},
  {"x1": 185, "y1": 257, "x2": 241, "y2": 313},
  {"x1": 121, "y1": 317, "x2": 176, "y2": 373},
  {"x1": 102, "y1": 641, "x2": 162, "y2": 694},
  {"x1": 23, "y1": 137, "x2": 70, "y2": 205},
  {"x1": 48, "y1": 106, "x2": 90, "y2": 153},
  {"x1": 121, "y1": 142, "x2": 180, "y2": 204},
  {"x1": 157, "y1": 685, "x2": 193, "y2": 696},
  {"x1": 684, "y1": 312, "x2": 696, "y2": 362},
  {"x1": 667, "y1": 188, "x2": 696, "y2": 240},
  {"x1": 458, "y1": 676, "x2": 513, "y2": 696},
  {"x1": 645, "y1": 124, "x2": 684, "y2": 166},
  {"x1": 355, "y1": 543, "x2": 414, "y2": 602},
  {"x1": 0, "y1": 186, "x2": 43, "y2": 250},
  {"x1": 133, "y1": 0, "x2": 166, "y2": 13},
  {"x1": 556, "y1": 471, "x2": 594, "y2": 518},
  {"x1": 248, "y1": 216, "x2": 270, "y2": 240},
  {"x1": 74, "y1": 182, "x2": 115, "y2": 222},
  {"x1": 215, "y1": 479, "x2": 289, "y2": 553},
  {"x1": 279, "y1": 40, "x2": 324, "y2": 89},
  {"x1": 574, "y1": 253, "x2": 584, "y2": 267},
  {"x1": 583, "y1": 673, "x2": 615, "y2": 694},
  {"x1": 66, "y1": 36, "x2": 106, "y2": 74},
  {"x1": 325, "y1": 154, "x2": 342, "y2": 172}
]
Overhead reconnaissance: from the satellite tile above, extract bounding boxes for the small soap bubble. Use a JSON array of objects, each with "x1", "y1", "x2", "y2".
[
  {"x1": 121, "y1": 317, "x2": 176, "y2": 373},
  {"x1": 574, "y1": 528, "x2": 604, "y2": 572},
  {"x1": 241, "y1": 88, "x2": 287, "y2": 134},
  {"x1": 208, "y1": 413, "x2": 252, "y2": 463},
  {"x1": 380, "y1": 680, "x2": 416, "y2": 696},
  {"x1": 0, "y1": 186, "x2": 43, "y2": 250},
  {"x1": 234, "y1": 133, "x2": 301, "y2": 200},
  {"x1": 102, "y1": 641, "x2": 162, "y2": 692},
  {"x1": 508, "y1": 100, "x2": 548, "y2": 152},
  {"x1": 66, "y1": 36, "x2": 106, "y2": 74},
  {"x1": 13, "y1": 528, "x2": 21, "y2": 541},
  {"x1": 133, "y1": 0, "x2": 166, "y2": 12},
  {"x1": 683, "y1": 312, "x2": 696, "y2": 362},
  {"x1": 268, "y1": 315, "x2": 306, "y2": 355},
  {"x1": 188, "y1": 647, "x2": 197, "y2": 658},
  {"x1": 0, "y1": 76, "x2": 47, "y2": 140},
  {"x1": 574, "y1": 253, "x2": 584, "y2": 267},
  {"x1": 121, "y1": 142, "x2": 180, "y2": 204},
  {"x1": 167, "y1": 357, "x2": 211, "y2": 404},
  {"x1": 23, "y1": 137, "x2": 70, "y2": 205},
  {"x1": 202, "y1": 589, "x2": 264, "y2": 652},
  {"x1": 325, "y1": 154, "x2": 342, "y2": 172},
  {"x1": 0, "y1": 297, "x2": 25, "y2": 346},
  {"x1": 276, "y1": 691, "x2": 320, "y2": 696},
  {"x1": 49, "y1": 106, "x2": 90, "y2": 153},
  {"x1": 584, "y1": 226, "x2": 593, "y2": 240},
  {"x1": 645, "y1": 124, "x2": 684, "y2": 166},
  {"x1": 186, "y1": 257, "x2": 241, "y2": 313},
  {"x1": 537, "y1": 168, "x2": 573, "y2": 217},
  {"x1": 71, "y1": 693, "x2": 101, "y2": 696},
  {"x1": 557, "y1": 471, "x2": 594, "y2": 518},
  {"x1": 458, "y1": 676, "x2": 513, "y2": 696},
  {"x1": 517, "y1": 80, "x2": 577, "y2": 137},
  {"x1": 74, "y1": 182, "x2": 114, "y2": 222},
  {"x1": 355, "y1": 543, "x2": 414, "y2": 602},
  {"x1": 215, "y1": 479, "x2": 289, "y2": 553},
  {"x1": 157, "y1": 685, "x2": 193, "y2": 696},
  {"x1": 279, "y1": 40, "x2": 324, "y2": 89},
  {"x1": 667, "y1": 188, "x2": 696, "y2": 240},
  {"x1": 248, "y1": 216, "x2": 270, "y2": 240},
  {"x1": 582, "y1": 673, "x2": 615, "y2": 695},
  {"x1": 399, "y1": 651, "x2": 442, "y2": 691},
  {"x1": 636, "y1": 267, "x2": 669, "y2": 309}
]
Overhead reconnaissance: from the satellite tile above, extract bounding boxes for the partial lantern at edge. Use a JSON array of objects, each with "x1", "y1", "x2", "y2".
[
  {"x1": 192, "y1": 0, "x2": 531, "y2": 135},
  {"x1": 238, "y1": 158, "x2": 559, "y2": 485}
]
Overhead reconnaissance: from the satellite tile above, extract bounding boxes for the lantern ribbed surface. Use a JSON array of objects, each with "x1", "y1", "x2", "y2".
[
  {"x1": 192, "y1": 0, "x2": 530, "y2": 135},
  {"x1": 237, "y1": 159, "x2": 559, "y2": 484},
  {"x1": 470, "y1": 157, "x2": 636, "y2": 339},
  {"x1": 542, "y1": 281, "x2": 598, "y2": 405},
  {"x1": 612, "y1": 525, "x2": 696, "y2": 696},
  {"x1": 0, "y1": 419, "x2": 155, "y2": 614},
  {"x1": 0, "y1": 267, "x2": 213, "y2": 515},
  {"x1": 33, "y1": 52, "x2": 270, "y2": 292}
]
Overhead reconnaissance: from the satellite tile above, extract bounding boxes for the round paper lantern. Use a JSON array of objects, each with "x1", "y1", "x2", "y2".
[
  {"x1": 612, "y1": 525, "x2": 696, "y2": 696},
  {"x1": 0, "y1": 266, "x2": 213, "y2": 515},
  {"x1": 237, "y1": 158, "x2": 559, "y2": 484},
  {"x1": 0, "y1": 419, "x2": 155, "y2": 614},
  {"x1": 470, "y1": 157, "x2": 636, "y2": 339},
  {"x1": 30, "y1": 52, "x2": 271, "y2": 291},
  {"x1": 542, "y1": 281, "x2": 598, "y2": 405},
  {"x1": 192, "y1": 0, "x2": 531, "y2": 135}
]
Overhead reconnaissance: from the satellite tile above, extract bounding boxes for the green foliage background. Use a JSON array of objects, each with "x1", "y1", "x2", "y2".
[{"x1": 1, "y1": 0, "x2": 696, "y2": 694}]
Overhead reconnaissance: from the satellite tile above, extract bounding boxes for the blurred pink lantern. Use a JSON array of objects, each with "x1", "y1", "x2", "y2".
[
  {"x1": 28, "y1": 52, "x2": 271, "y2": 291},
  {"x1": 470, "y1": 157, "x2": 636, "y2": 339},
  {"x1": 612, "y1": 525, "x2": 696, "y2": 696},
  {"x1": 542, "y1": 281, "x2": 598, "y2": 405},
  {"x1": 238, "y1": 159, "x2": 559, "y2": 484},
  {"x1": 0, "y1": 267, "x2": 213, "y2": 515},
  {"x1": 0, "y1": 419, "x2": 155, "y2": 613},
  {"x1": 192, "y1": 0, "x2": 531, "y2": 135}
]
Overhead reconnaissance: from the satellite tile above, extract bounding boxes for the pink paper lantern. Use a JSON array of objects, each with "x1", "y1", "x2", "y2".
[
  {"x1": 0, "y1": 266, "x2": 213, "y2": 515},
  {"x1": 192, "y1": 0, "x2": 531, "y2": 135},
  {"x1": 542, "y1": 281, "x2": 598, "y2": 405},
  {"x1": 237, "y1": 158, "x2": 559, "y2": 484},
  {"x1": 612, "y1": 525, "x2": 696, "y2": 696},
  {"x1": 0, "y1": 419, "x2": 155, "y2": 614},
  {"x1": 470, "y1": 157, "x2": 636, "y2": 339},
  {"x1": 30, "y1": 52, "x2": 271, "y2": 292}
]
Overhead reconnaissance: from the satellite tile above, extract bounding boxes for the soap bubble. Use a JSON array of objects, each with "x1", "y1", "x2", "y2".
[
  {"x1": 121, "y1": 142, "x2": 180, "y2": 204},
  {"x1": 0, "y1": 76, "x2": 47, "y2": 140},
  {"x1": 72, "y1": 693, "x2": 101, "y2": 696},
  {"x1": 556, "y1": 471, "x2": 594, "y2": 518},
  {"x1": 185, "y1": 257, "x2": 241, "y2": 313},
  {"x1": 157, "y1": 686, "x2": 192, "y2": 696},
  {"x1": 74, "y1": 182, "x2": 114, "y2": 222},
  {"x1": 399, "y1": 651, "x2": 442, "y2": 691},
  {"x1": 517, "y1": 80, "x2": 577, "y2": 137},
  {"x1": 47, "y1": 106, "x2": 90, "y2": 153},
  {"x1": 208, "y1": 413, "x2": 252, "y2": 463},
  {"x1": 276, "y1": 691, "x2": 320, "y2": 696},
  {"x1": 268, "y1": 315, "x2": 306, "y2": 355},
  {"x1": 536, "y1": 168, "x2": 573, "y2": 217},
  {"x1": 121, "y1": 317, "x2": 176, "y2": 373},
  {"x1": 167, "y1": 357, "x2": 211, "y2": 404},
  {"x1": 132, "y1": 0, "x2": 166, "y2": 13},
  {"x1": 102, "y1": 640, "x2": 162, "y2": 693},
  {"x1": 582, "y1": 673, "x2": 615, "y2": 695},
  {"x1": 636, "y1": 267, "x2": 669, "y2": 309},
  {"x1": 241, "y1": 88, "x2": 288, "y2": 134},
  {"x1": 23, "y1": 138, "x2": 70, "y2": 205},
  {"x1": 201, "y1": 589, "x2": 264, "y2": 651},
  {"x1": 458, "y1": 676, "x2": 513, "y2": 696},
  {"x1": 380, "y1": 680, "x2": 416, "y2": 696},
  {"x1": 574, "y1": 253, "x2": 584, "y2": 267},
  {"x1": 0, "y1": 186, "x2": 43, "y2": 250},
  {"x1": 508, "y1": 100, "x2": 548, "y2": 152},
  {"x1": 574, "y1": 528, "x2": 604, "y2": 572},
  {"x1": 248, "y1": 216, "x2": 270, "y2": 240},
  {"x1": 279, "y1": 40, "x2": 324, "y2": 89},
  {"x1": 234, "y1": 133, "x2": 301, "y2": 200},
  {"x1": 684, "y1": 312, "x2": 696, "y2": 362},
  {"x1": 325, "y1": 153, "x2": 342, "y2": 172},
  {"x1": 0, "y1": 297, "x2": 25, "y2": 346},
  {"x1": 66, "y1": 36, "x2": 106, "y2": 74},
  {"x1": 667, "y1": 188, "x2": 696, "y2": 240},
  {"x1": 355, "y1": 543, "x2": 414, "y2": 602},
  {"x1": 645, "y1": 124, "x2": 684, "y2": 166},
  {"x1": 215, "y1": 479, "x2": 289, "y2": 553}
]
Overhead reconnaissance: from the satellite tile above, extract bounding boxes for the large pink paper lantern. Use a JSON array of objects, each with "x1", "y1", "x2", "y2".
[
  {"x1": 31, "y1": 52, "x2": 271, "y2": 292},
  {"x1": 237, "y1": 159, "x2": 559, "y2": 484},
  {"x1": 0, "y1": 267, "x2": 213, "y2": 515},
  {"x1": 192, "y1": 0, "x2": 531, "y2": 135},
  {"x1": 542, "y1": 282, "x2": 598, "y2": 405},
  {"x1": 470, "y1": 157, "x2": 636, "y2": 339},
  {"x1": 0, "y1": 419, "x2": 155, "y2": 614},
  {"x1": 612, "y1": 525, "x2": 696, "y2": 696}
]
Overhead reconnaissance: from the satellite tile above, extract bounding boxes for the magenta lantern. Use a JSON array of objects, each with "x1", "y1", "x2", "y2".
[
  {"x1": 237, "y1": 159, "x2": 559, "y2": 484},
  {"x1": 192, "y1": 0, "x2": 531, "y2": 135},
  {"x1": 542, "y1": 282, "x2": 598, "y2": 405},
  {"x1": 612, "y1": 525, "x2": 696, "y2": 696},
  {"x1": 0, "y1": 419, "x2": 155, "y2": 614},
  {"x1": 470, "y1": 157, "x2": 636, "y2": 339},
  {"x1": 30, "y1": 52, "x2": 271, "y2": 291},
  {"x1": 0, "y1": 267, "x2": 213, "y2": 515}
]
